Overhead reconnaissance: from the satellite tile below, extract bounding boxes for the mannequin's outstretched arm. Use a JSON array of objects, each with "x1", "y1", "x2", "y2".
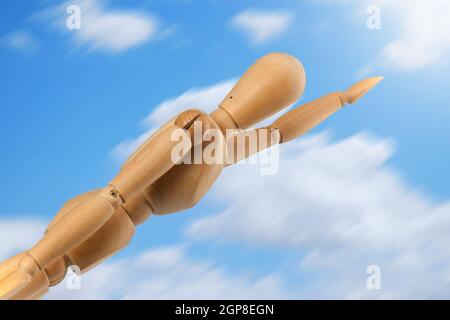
[{"x1": 226, "y1": 77, "x2": 383, "y2": 165}]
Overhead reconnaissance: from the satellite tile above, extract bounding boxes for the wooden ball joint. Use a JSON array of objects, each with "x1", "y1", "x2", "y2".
[{"x1": 0, "y1": 52, "x2": 383, "y2": 299}]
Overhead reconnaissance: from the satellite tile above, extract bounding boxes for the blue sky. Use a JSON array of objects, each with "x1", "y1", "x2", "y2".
[{"x1": 1, "y1": 0, "x2": 450, "y2": 299}]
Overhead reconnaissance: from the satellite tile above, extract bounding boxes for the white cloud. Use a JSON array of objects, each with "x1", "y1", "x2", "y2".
[
  {"x1": 0, "y1": 218, "x2": 286, "y2": 299},
  {"x1": 0, "y1": 218, "x2": 45, "y2": 261},
  {"x1": 111, "y1": 79, "x2": 236, "y2": 161},
  {"x1": 37, "y1": 0, "x2": 157, "y2": 53},
  {"x1": 46, "y1": 246, "x2": 287, "y2": 299},
  {"x1": 230, "y1": 9, "x2": 293, "y2": 45},
  {"x1": 359, "y1": 0, "x2": 450, "y2": 71},
  {"x1": 1, "y1": 30, "x2": 39, "y2": 53},
  {"x1": 187, "y1": 131, "x2": 450, "y2": 298},
  {"x1": 381, "y1": 0, "x2": 450, "y2": 70}
]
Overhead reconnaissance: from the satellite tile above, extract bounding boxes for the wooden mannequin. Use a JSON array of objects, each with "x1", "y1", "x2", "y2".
[{"x1": 0, "y1": 52, "x2": 382, "y2": 300}]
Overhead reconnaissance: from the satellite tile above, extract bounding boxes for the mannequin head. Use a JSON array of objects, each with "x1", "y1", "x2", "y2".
[{"x1": 211, "y1": 52, "x2": 306, "y2": 130}]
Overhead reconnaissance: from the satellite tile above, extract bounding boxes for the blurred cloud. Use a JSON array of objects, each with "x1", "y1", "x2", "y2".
[
  {"x1": 354, "y1": 0, "x2": 450, "y2": 72},
  {"x1": 188, "y1": 131, "x2": 450, "y2": 298},
  {"x1": 111, "y1": 79, "x2": 236, "y2": 161},
  {"x1": 0, "y1": 219, "x2": 286, "y2": 299},
  {"x1": 0, "y1": 218, "x2": 45, "y2": 261},
  {"x1": 230, "y1": 9, "x2": 293, "y2": 45},
  {"x1": 36, "y1": 0, "x2": 158, "y2": 53},
  {"x1": 379, "y1": 0, "x2": 450, "y2": 71},
  {"x1": 1, "y1": 30, "x2": 39, "y2": 53},
  {"x1": 46, "y1": 246, "x2": 287, "y2": 299}
]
